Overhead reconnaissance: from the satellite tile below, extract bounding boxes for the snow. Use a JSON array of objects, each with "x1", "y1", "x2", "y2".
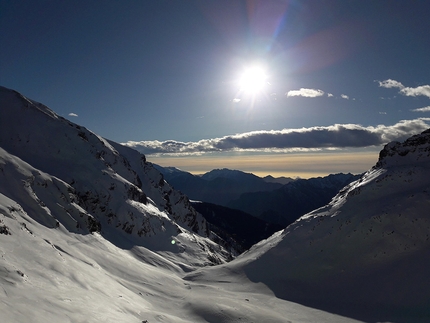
[
  {"x1": 0, "y1": 198, "x2": 364, "y2": 323},
  {"x1": 1, "y1": 86, "x2": 430, "y2": 322}
]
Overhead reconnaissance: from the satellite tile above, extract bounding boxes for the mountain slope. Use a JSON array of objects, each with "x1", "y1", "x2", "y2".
[
  {"x1": 0, "y1": 85, "x2": 233, "y2": 265},
  {"x1": 185, "y1": 129, "x2": 430, "y2": 322},
  {"x1": 1, "y1": 200, "x2": 361, "y2": 323}
]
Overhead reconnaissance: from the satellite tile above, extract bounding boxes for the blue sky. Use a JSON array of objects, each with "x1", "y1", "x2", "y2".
[{"x1": 2, "y1": 0, "x2": 430, "y2": 177}]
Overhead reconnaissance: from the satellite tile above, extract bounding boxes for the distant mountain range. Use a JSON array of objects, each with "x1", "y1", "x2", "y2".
[
  {"x1": 153, "y1": 166, "x2": 284, "y2": 205},
  {"x1": 155, "y1": 165, "x2": 360, "y2": 227},
  {"x1": 262, "y1": 174, "x2": 295, "y2": 185},
  {"x1": 227, "y1": 173, "x2": 361, "y2": 226}
]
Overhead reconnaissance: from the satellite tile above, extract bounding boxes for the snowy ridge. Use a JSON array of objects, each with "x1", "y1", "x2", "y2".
[{"x1": 0, "y1": 86, "x2": 232, "y2": 266}]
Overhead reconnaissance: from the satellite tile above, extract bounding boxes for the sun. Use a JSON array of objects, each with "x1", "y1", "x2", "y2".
[{"x1": 238, "y1": 65, "x2": 268, "y2": 93}]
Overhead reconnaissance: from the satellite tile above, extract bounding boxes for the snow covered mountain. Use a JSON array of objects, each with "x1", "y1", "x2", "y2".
[
  {"x1": 187, "y1": 129, "x2": 430, "y2": 322},
  {"x1": 0, "y1": 86, "x2": 233, "y2": 266}
]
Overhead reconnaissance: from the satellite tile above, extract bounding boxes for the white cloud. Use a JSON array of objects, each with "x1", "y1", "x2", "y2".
[
  {"x1": 232, "y1": 98, "x2": 241, "y2": 103},
  {"x1": 341, "y1": 94, "x2": 349, "y2": 100},
  {"x1": 378, "y1": 79, "x2": 430, "y2": 99},
  {"x1": 122, "y1": 118, "x2": 430, "y2": 155},
  {"x1": 411, "y1": 106, "x2": 430, "y2": 112},
  {"x1": 400, "y1": 85, "x2": 430, "y2": 98},
  {"x1": 68, "y1": 113, "x2": 78, "y2": 117},
  {"x1": 286, "y1": 88, "x2": 325, "y2": 98},
  {"x1": 327, "y1": 93, "x2": 334, "y2": 97},
  {"x1": 378, "y1": 79, "x2": 404, "y2": 89}
]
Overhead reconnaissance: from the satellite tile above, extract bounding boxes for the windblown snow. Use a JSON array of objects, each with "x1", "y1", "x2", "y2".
[{"x1": 1, "y1": 86, "x2": 429, "y2": 322}]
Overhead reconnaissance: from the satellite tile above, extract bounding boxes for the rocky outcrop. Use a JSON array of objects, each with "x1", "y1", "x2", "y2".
[{"x1": 376, "y1": 128, "x2": 430, "y2": 167}]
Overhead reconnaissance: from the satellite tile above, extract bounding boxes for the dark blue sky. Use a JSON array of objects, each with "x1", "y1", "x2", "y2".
[{"x1": 2, "y1": 0, "x2": 430, "y2": 176}]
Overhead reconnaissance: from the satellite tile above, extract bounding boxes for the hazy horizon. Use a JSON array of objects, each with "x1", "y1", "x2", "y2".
[{"x1": 148, "y1": 149, "x2": 379, "y2": 179}]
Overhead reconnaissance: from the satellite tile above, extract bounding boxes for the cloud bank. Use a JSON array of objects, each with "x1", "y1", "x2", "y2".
[
  {"x1": 379, "y1": 79, "x2": 430, "y2": 99},
  {"x1": 286, "y1": 88, "x2": 325, "y2": 98},
  {"x1": 123, "y1": 118, "x2": 430, "y2": 156},
  {"x1": 411, "y1": 106, "x2": 430, "y2": 112}
]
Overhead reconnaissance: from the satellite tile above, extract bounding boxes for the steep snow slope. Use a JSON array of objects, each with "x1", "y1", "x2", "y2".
[
  {"x1": 187, "y1": 129, "x2": 430, "y2": 322},
  {"x1": 0, "y1": 86, "x2": 232, "y2": 265}
]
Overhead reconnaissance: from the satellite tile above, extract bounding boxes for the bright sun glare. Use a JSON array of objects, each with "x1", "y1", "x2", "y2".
[{"x1": 238, "y1": 66, "x2": 268, "y2": 93}]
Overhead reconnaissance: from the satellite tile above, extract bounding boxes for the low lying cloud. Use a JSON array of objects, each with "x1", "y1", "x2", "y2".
[
  {"x1": 123, "y1": 118, "x2": 430, "y2": 156},
  {"x1": 411, "y1": 106, "x2": 430, "y2": 112},
  {"x1": 68, "y1": 113, "x2": 78, "y2": 117},
  {"x1": 286, "y1": 88, "x2": 325, "y2": 98},
  {"x1": 378, "y1": 79, "x2": 430, "y2": 99}
]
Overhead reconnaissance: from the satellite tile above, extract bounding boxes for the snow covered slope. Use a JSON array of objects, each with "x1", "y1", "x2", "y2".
[
  {"x1": 187, "y1": 129, "x2": 430, "y2": 322},
  {"x1": 0, "y1": 199, "x2": 362, "y2": 323},
  {"x1": 0, "y1": 86, "x2": 233, "y2": 266}
]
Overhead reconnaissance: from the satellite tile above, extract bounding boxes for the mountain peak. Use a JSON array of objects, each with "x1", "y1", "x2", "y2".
[
  {"x1": 376, "y1": 128, "x2": 430, "y2": 168},
  {"x1": 201, "y1": 168, "x2": 257, "y2": 181}
]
